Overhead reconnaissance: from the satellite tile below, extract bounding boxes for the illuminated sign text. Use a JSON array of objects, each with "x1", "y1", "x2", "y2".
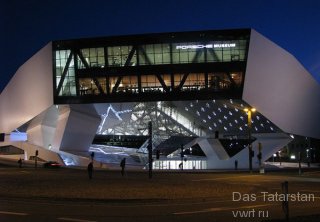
[{"x1": 176, "y1": 43, "x2": 236, "y2": 50}]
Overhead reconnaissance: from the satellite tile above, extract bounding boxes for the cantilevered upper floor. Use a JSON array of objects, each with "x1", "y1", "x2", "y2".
[{"x1": 53, "y1": 29, "x2": 251, "y2": 103}]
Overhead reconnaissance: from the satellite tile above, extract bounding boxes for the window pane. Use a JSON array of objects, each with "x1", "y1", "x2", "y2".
[{"x1": 108, "y1": 46, "x2": 136, "y2": 67}]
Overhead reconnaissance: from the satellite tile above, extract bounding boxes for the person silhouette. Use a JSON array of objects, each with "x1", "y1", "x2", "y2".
[
  {"x1": 87, "y1": 162, "x2": 93, "y2": 179},
  {"x1": 18, "y1": 158, "x2": 22, "y2": 168},
  {"x1": 120, "y1": 158, "x2": 126, "y2": 176}
]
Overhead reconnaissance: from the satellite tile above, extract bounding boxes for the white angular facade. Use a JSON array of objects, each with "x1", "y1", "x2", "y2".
[
  {"x1": 0, "y1": 29, "x2": 319, "y2": 169},
  {"x1": 244, "y1": 30, "x2": 320, "y2": 139}
]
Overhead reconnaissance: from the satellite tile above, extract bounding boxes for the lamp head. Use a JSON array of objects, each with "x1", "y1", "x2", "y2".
[{"x1": 244, "y1": 108, "x2": 256, "y2": 112}]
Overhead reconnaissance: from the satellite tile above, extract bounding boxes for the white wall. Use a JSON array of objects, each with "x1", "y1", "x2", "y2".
[
  {"x1": 27, "y1": 106, "x2": 59, "y2": 149},
  {"x1": 0, "y1": 43, "x2": 53, "y2": 133},
  {"x1": 0, "y1": 141, "x2": 63, "y2": 164},
  {"x1": 58, "y1": 104, "x2": 101, "y2": 152},
  {"x1": 196, "y1": 133, "x2": 291, "y2": 169},
  {"x1": 243, "y1": 30, "x2": 320, "y2": 139},
  {"x1": 52, "y1": 105, "x2": 71, "y2": 152}
]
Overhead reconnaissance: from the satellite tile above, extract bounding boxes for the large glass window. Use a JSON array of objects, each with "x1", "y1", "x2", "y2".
[
  {"x1": 173, "y1": 73, "x2": 184, "y2": 87},
  {"x1": 170, "y1": 40, "x2": 247, "y2": 63},
  {"x1": 207, "y1": 40, "x2": 247, "y2": 62},
  {"x1": 108, "y1": 76, "x2": 118, "y2": 93},
  {"x1": 184, "y1": 73, "x2": 205, "y2": 90},
  {"x1": 230, "y1": 72, "x2": 243, "y2": 86},
  {"x1": 207, "y1": 47, "x2": 222, "y2": 62},
  {"x1": 79, "y1": 77, "x2": 106, "y2": 95},
  {"x1": 172, "y1": 42, "x2": 206, "y2": 64},
  {"x1": 161, "y1": 74, "x2": 171, "y2": 89},
  {"x1": 139, "y1": 44, "x2": 170, "y2": 65},
  {"x1": 55, "y1": 50, "x2": 76, "y2": 96},
  {"x1": 112, "y1": 76, "x2": 138, "y2": 93},
  {"x1": 208, "y1": 73, "x2": 226, "y2": 90},
  {"x1": 208, "y1": 72, "x2": 243, "y2": 90},
  {"x1": 79, "y1": 48, "x2": 105, "y2": 68},
  {"x1": 141, "y1": 75, "x2": 164, "y2": 92},
  {"x1": 107, "y1": 46, "x2": 136, "y2": 67},
  {"x1": 237, "y1": 40, "x2": 247, "y2": 61},
  {"x1": 55, "y1": 50, "x2": 70, "y2": 76},
  {"x1": 173, "y1": 73, "x2": 205, "y2": 91}
]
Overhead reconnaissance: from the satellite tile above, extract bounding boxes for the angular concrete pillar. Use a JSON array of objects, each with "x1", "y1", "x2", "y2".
[
  {"x1": 54, "y1": 104, "x2": 101, "y2": 153},
  {"x1": 27, "y1": 106, "x2": 59, "y2": 149}
]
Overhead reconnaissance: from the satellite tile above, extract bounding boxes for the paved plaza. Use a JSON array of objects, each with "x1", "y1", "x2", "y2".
[{"x1": 0, "y1": 166, "x2": 319, "y2": 221}]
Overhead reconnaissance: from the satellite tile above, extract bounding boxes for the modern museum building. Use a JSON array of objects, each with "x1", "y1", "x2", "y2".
[{"x1": 1, "y1": 28, "x2": 320, "y2": 169}]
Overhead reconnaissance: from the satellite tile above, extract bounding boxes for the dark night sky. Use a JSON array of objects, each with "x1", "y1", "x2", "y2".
[{"x1": 1, "y1": 0, "x2": 320, "y2": 92}]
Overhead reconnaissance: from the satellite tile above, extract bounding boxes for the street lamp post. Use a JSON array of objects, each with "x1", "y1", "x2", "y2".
[{"x1": 244, "y1": 108, "x2": 256, "y2": 173}]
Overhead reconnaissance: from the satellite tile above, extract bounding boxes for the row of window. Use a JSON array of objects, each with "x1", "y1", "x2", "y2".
[
  {"x1": 55, "y1": 40, "x2": 248, "y2": 70},
  {"x1": 55, "y1": 46, "x2": 245, "y2": 96},
  {"x1": 77, "y1": 72, "x2": 243, "y2": 96},
  {"x1": 56, "y1": 73, "x2": 242, "y2": 98}
]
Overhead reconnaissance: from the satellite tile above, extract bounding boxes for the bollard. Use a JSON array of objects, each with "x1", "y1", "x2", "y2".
[
  {"x1": 298, "y1": 152, "x2": 302, "y2": 175},
  {"x1": 35, "y1": 150, "x2": 39, "y2": 169},
  {"x1": 148, "y1": 121, "x2": 153, "y2": 179},
  {"x1": 281, "y1": 181, "x2": 289, "y2": 221}
]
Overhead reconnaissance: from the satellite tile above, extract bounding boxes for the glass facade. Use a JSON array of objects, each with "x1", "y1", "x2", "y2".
[
  {"x1": 208, "y1": 72, "x2": 243, "y2": 91},
  {"x1": 75, "y1": 72, "x2": 243, "y2": 97},
  {"x1": 55, "y1": 50, "x2": 76, "y2": 96},
  {"x1": 74, "y1": 40, "x2": 247, "y2": 69},
  {"x1": 207, "y1": 40, "x2": 247, "y2": 62},
  {"x1": 174, "y1": 73, "x2": 205, "y2": 90},
  {"x1": 108, "y1": 46, "x2": 136, "y2": 66},
  {"x1": 172, "y1": 42, "x2": 205, "y2": 63},
  {"x1": 53, "y1": 29, "x2": 250, "y2": 100},
  {"x1": 110, "y1": 75, "x2": 138, "y2": 93},
  {"x1": 79, "y1": 77, "x2": 106, "y2": 95},
  {"x1": 139, "y1": 44, "x2": 171, "y2": 65},
  {"x1": 79, "y1": 47, "x2": 105, "y2": 68}
]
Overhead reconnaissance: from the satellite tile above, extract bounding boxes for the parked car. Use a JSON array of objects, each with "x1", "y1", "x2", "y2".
[{"x1": 43, "y1": 161, "x2": 61, "y2": 168}]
